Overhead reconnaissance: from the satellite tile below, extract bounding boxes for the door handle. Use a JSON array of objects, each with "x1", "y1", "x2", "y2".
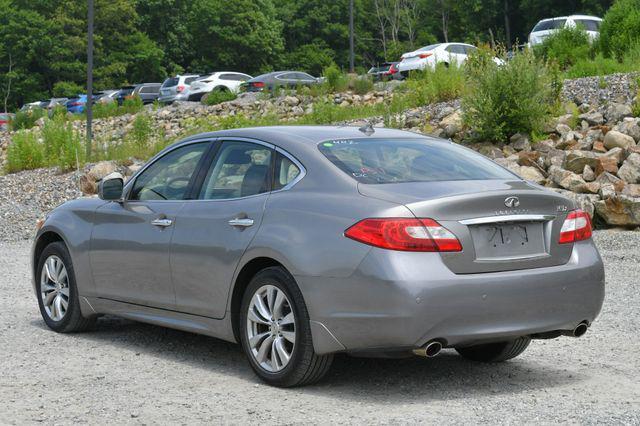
[
  {"x1": 228, "y1": 218, "x2": 254, "y2": 228},
  {"x1": 151, "y1": 218, "x2": 173, "y2": 227}
]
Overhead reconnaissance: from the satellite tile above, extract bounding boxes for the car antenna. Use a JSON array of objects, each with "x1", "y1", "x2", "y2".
[{"x1": 358, "y1": 121, "x2": 375, "y2": 136}]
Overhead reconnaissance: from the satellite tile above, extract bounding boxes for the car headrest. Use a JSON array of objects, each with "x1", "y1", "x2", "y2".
[{"x1": 241, "y1": 164, "x2": 269, "y2": 197}]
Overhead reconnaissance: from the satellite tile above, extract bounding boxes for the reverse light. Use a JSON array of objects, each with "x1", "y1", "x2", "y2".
[
  {"x1": 345, "y1": 218, "x2": 462, "y2": 252},
  {"x1": 559, "y1": 210, "x2": 592, "y2": 244}
]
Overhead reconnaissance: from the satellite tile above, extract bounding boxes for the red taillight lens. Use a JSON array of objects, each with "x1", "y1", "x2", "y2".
[
  {"x1": 177, "y1": 85, "x2": 186, "y2": 93},
  {"x1": 418, "y1": 53, "x2": 433, "y2": 59},
  {"x1": 389, "y1": 64, "x2": 398, "y2": 74},
  {"x1": 345, "y1": 218, "x2": 462, "y2": 252},
  {"x1": 252, "y1": 82, "x2": 265, "y2": 88},
  {"x1": 559, "y1": 210, "x2": 592, "y2": 244}
]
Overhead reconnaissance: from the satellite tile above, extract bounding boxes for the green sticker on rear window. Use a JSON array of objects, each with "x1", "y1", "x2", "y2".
[{"x1": 323, "y1": 142, "x2": 334, "y2": 147}]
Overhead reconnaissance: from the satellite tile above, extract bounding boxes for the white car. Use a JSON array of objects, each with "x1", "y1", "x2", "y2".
[
  {"x1": 528, "y1": 15, "x2": 602, "y2": 46},
  {"x1": 186, "y1": 72, "x2": 253, "y2": 101},
  {"x1": 397, "y1": 43, "x2": 478, "y2": 74}
]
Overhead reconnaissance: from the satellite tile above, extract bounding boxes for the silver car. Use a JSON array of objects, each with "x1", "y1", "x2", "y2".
[
  {"x1": 158, "y1": 74, "x2": 200, "y2": 104},
  {"x1": 32, "y1": 126, "x2": 605, "y2": 387}
]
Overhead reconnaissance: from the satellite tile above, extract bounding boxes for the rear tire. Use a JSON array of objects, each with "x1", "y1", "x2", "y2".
[
  {"x1": 239, "y1": 267, "x2": 333, "y2": 387},
  {"x1": 36, "y1": 242, "x2": 95, "y2": 333},
  {"x1": 455, "y1": 337, "x2": 531, "y2": 362}
]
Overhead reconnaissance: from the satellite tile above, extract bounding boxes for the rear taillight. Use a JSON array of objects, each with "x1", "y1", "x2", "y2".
[
  {"x1": 389, "y1": 64, "x2": 398, "y2": 74},
  {"x1": 418, "y1": 53, "x2": 433, "y2": 59},
  {"x1": 559, "y1": 210, "x2": 592, "y2": 244},
  {"x1": 177, "y1": 85, "x2": 186, "y2": 92},
  {"x1": 345, "y1": 218, "x2": 462, "y2": 252},
  {"x1": 252, "y1": 82, "x2": 265, "y2": 88},
  {"x1": 69, "y1": 102, "x2": 81, "y2": 107}
]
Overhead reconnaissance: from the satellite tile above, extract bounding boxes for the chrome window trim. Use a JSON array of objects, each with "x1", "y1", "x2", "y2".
[
  {"x1": 459, "y1": 214, "x2": 556, "y2": 226},
  {"x1": 273, "y1": 146, "x2": 306, "y2": 193}
]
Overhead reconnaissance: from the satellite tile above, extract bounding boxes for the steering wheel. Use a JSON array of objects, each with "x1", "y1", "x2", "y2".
[{"x1": 164, "y1": 176, "x2": 191, "y2": 198}]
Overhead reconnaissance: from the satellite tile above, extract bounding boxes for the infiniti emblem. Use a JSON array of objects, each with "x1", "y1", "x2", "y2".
[{"x1": 504, "y1": 196, "x2": 520, "y2": 208}]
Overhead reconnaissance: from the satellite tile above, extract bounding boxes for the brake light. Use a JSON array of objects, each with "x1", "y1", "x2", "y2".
[
  {"x1": 345, "y1": 218, "x2": 462, "y2": 252},
  {"x1": 559, "y1": 210, "x2": 592, "y2": 244},
  {"x1": 177, "y1": 85, "x2": 186, "y2": 93},
  {"x1": 389, "y1": 64, "x2": 398, "y2": 74},
  {"x1": 252, "y1": 82, "x2": 265, "y2": 88},
  {"x1": 418, "y1": 53, "x2": 433, "y2": 59}
]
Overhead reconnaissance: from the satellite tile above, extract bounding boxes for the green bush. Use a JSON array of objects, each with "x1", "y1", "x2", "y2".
[
  {"x1": 401, "y1": 62, "x2": 465, "y2": 106},
  {"x1": 351, "y1": 76, "x2": 374, "y2": 95},
  {"x1": 462, "y1": 48, "x2": 553, "y2": 142},
  {"x1": 5, "y1": 131, "x2": 45, "y2": 173},
  {"x1": 322, "y1": 64, "x2": 348, "y2": 93},
  {"x1": 42, "y1": 116, "x2": 84, "y2": 171},
  {"x1": 534, "y1": 25, "x2": 591, "y2": 69},
  {"x1": 93, "y1": 101, "x2": 119, "y2": 119},
  {"x1": 122, "y1": 96, "x2": 145, "y2": 114},
  {"x1": 10, "y1": 108, "x2": 45, "y2": 130},
  {"x1": 52, "y1": 81, "x2": 84, "y2": 98},
  {"x1": 202, "y1": 90, "x2": 237, "y2": 105},
  {"x1": 599, "y1": 0, "x2": 640, "y2": 60}
]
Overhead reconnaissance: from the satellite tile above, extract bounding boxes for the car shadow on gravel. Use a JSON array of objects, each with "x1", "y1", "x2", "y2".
[{"x1": 30, "y1": 315, "x2": 586, "y2": 401}]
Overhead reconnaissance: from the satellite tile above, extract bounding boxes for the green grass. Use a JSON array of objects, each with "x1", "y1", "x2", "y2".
[{"x1": 5, "y1": 131, "x2": 45, "y2": 173}]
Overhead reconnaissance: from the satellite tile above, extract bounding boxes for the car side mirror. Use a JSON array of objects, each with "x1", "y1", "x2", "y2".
[{"x1": 98, "y1": 175, "x2": 124, "y2": 201}]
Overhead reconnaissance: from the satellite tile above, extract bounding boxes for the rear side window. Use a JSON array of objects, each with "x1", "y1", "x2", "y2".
[
  {"x1": 533, "y1": 19, "x2": 566, "y2": 31},
  {"x1": 140, "y1": 85, "x2": 159, "y2": 94},
  {"x1": 273, "y1": 152, "x2": 301, "y2": 190},
  {"x1": 162, "y1": 78, "x2": 178, "y2": 88},
  {"x1": 574, "y1": 19, "x2": 600, "y2": 31},
  {"x1": 184, "y1": 76, "x2": 198, "y2": 84},
  {"x1": 220, "y1": 73, "x2": 249, "y2": 81},
  {"x1": 318, "y1": 138, "x2": 514, "y2": 184}
]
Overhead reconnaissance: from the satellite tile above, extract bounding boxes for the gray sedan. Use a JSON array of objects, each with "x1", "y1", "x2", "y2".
[{"x1": 32, "y1": 126, "x2": 605, "y2": 387}]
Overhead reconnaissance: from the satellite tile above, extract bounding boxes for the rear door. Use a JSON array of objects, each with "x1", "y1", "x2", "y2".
[
  {"x1": 170, "y1": 139, "x2": 275, "y2": 318},
  {"x1": 90, "y1": 141, "x2": 212, "y2": 309}
]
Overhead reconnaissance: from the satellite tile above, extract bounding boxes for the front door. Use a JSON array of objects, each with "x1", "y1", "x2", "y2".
[
  {"x1": 170, "y1": 140, "x2": 275, "y2": 318},
  {"x1": 90, "y1": 141, "x2": 210, "y2": 309}
]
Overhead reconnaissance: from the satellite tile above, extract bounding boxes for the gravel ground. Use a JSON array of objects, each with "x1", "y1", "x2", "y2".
[{"x1": 1, "y1": 231, "x2": 639, "y2": 424}]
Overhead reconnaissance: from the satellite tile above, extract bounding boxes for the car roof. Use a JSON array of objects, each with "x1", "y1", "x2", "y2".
[
  {"x1": 175, "y1": 126, "x2": 429, "y2": 154},
  {"x1": 537, "y1": 15, "x2": 601, "y2": 22}
]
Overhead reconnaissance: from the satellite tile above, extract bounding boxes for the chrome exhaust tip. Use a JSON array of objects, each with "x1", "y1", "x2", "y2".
[
  {"x1": 561, "y1": 321, "x2": 589, "y2": 338},
  {"x1": 412, "y1": 340, "x2": 443, "y2": 358}
]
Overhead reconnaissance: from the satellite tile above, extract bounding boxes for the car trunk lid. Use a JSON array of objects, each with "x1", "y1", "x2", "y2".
[{"x1": 358, "y1": 180, "x2": 575, "y2": 274}]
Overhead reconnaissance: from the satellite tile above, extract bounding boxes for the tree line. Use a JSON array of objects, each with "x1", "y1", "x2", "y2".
[{"x1": 0, "y1": 0, "x2": 613, "y2": 109}]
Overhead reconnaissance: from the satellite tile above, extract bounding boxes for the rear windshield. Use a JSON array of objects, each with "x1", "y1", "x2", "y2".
[
  {"x1": 574, "y1": 19, "x2": 600, "y2": 31},
  {"x1": 162, "y1": 77, "x2": 179, "y2": 88},
  {"x1": 533, "y1": 19, "x2": 566, "y2": 31},
  {"x1": 318, "y1": 138, "x2": 514, "y2": 184},
  {"x1": 418, "y1": 44, "x2": 439, "y2": 52}
]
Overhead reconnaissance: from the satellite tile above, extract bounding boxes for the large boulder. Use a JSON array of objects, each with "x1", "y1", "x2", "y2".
[
  {"x1": 87, "y1": 161, "x2": 117, "y2": 181},
  {"x1": 563, "y1": 150, "x2": 599, "y2": 173},
  {"x1": 516, "y1": 165, "x2": 546, "y2": 184},
  {"x1": 509, "y1": 133, "x2": 531, "y2": 151},
  {"x1": 604, "y1": 102, "x2": 633, "y2": 123},
  {"x1": 613, "y1": 117, "x2": 640, "y2": 142},
  {"x1": 579, "y1": 111, "x2": 604, "y2": 126},
  {"x1": 595, "y1": 195, "x2": 640, "y2": 226},
  {"x1": 603, "y1": 130, "x2": 636, "y2": 150},
  {"x1": 618, "y1": 153, "x2": 640, "y2": 184},
  {"x1": 440, "y1": 111, "x2": 462, "y2": 138},
  {"x1": 548, "y1": 166, "x2": 588, "y2": 193},
  {"x1": 594, "y1": 157, "x2": 619, "y2": 177}
]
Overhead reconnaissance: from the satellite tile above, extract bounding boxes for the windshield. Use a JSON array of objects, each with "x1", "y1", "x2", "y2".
[{"x1": 318, "y1": 138, "x2": 515, "y2": 184}]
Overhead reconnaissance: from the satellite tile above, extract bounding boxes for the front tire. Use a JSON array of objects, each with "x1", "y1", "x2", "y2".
[
  {"x1": 239, "y1": 267, "x2": 333, "y2": 387},
  {"x1": 456, "y1": 337, "x2": 531, "y2": 362},
  {"x1": 36, "y1": 242, "x2": 95, "y2": 333}
]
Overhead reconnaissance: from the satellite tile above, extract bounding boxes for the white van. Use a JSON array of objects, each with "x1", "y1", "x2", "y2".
[{"x1": 528, "y1": 15, "x2": 602, "y2": 46}]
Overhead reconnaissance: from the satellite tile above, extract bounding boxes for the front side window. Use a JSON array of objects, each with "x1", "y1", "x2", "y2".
[
  {"x1": 199, "y1": 141, "x2": 272, "y2": 200},
  {"x1": 574, "y1": 19, "x2": 600, "y2": 31},
  {"x1": 318, "y1": 138, "x2": 515, "y2": 184},
  {"x1": 130, "y1": 142, "x2": 208, "y2": 201}
]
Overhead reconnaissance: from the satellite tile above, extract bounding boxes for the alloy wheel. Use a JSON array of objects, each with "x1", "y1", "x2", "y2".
[
  {"x1": 246, "y1": 284, "x2": 296, "y2": 373},
  {"x1": 40, "y1": 255, "x2": 70, "y2": 322}
]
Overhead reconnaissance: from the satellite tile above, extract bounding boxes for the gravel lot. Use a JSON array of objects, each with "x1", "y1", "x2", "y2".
[{"x1": 1, "y1": 231, "x2": 639, "y2": 424}]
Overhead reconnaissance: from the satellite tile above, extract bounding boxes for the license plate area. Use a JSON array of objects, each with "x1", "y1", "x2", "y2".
[{"x1": 469, "y1": 222, "x2": 547, "y2": 261}]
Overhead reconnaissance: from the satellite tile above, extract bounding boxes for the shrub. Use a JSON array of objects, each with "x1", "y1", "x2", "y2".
[
  {"x1": 10, "y1": 108, "x2": 45, "y2": 130},
  {"x1": 350, "y1": 76, "x2": 374, "y2": 95},
  {"x1": 41, "y1": 116, "x2": 84, "y2": 171},
  {"x1": 5, "y1": 131, "x2": 45, "y2": 173},
  {"x1": 202, "y1": 90, "x2": 237, "y2": 105},
  {"x1": 599, "y1": 0, "x2": 640, "y2": 60},
  {"x1": 534, "y1": 25, "x2": 591, "y2": 69},
  {"x1": 322, "y1": 64, "x2": 348, "y2": 93},
  {"x1": 401, "y1": 62, "x2": 465, "y2": 106},
  {"x1": 122, "y1": 96, "x2": 144, "y2": 115},
  {"x1": 52, "y1": 81, "x2": 84, "y2": 98},
  {"x1": 93, "y1": 101, "x2": 119, "y2": 119},
  {"x1": 462, "y1": 48, "x2": 553, "y2": 142}
]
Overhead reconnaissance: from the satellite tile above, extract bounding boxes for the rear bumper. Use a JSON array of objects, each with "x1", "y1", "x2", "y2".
[{"x1": 297, "y1": 240, "x2": 605, "y2": 355}]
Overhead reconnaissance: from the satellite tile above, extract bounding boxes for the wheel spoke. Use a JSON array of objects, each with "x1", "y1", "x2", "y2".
[
  {"x1": 59, "y1": 296, "x2": 68, "y2": 311},
  {"x1": 41, "y1": 282, "x2": 56, "y2": 293},
  {"x1": 57, "y1": 268, "x2": 68, "y2": 285},
  {"x1": 55, "y1": 259, "x2": 63, "y2": 280},
  {"x1": 266, "y1": 286, "x2": 277, "y2": 316},
  {"x1": 44, "y1": 261, "x2": 55, "y2": 283},
  {"x1": 249, "y1": 332, "x2": 270, "y2": 349},
  {"x1": 253, "y1": 293, "x2": 271, "y2": 321},
  {"x1": 271, "y1": 339, "x2": 281, "y2": 370},
  {"x1": 59, "y1": 287, "x2": 69, "y2": 298},
  {"x1": 248, "y1": 308, "x2": 270, "y2": 325},
  {"x1": 43, "y1": 290, "x2": 57, "y2": 307},
  {"x1": 274, "y1": 337, "x2": 291, "y2": 365},
  {"x1": 53, "y1": 295, "x2": 63, "y2": 320},
  {"x1": 256, "y1": 335, "x2": 274, "y2": 364},
  {"x1": 280, "y1": 312, "x2": 294, "y2": 326},
  {"x1": 273, "y1": 290, "x2": 286, "y2": 320},
  {"x1": 281, "y1": 330, "x2": 296, "y2": 344}
]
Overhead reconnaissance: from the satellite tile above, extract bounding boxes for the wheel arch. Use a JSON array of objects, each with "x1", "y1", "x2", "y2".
[
  {"x1": 230, "y1": 256, "x2": 286, "y2": 342},
  {"x1": 33, "y1": 230, "x2": 67, "y2": 276}
]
